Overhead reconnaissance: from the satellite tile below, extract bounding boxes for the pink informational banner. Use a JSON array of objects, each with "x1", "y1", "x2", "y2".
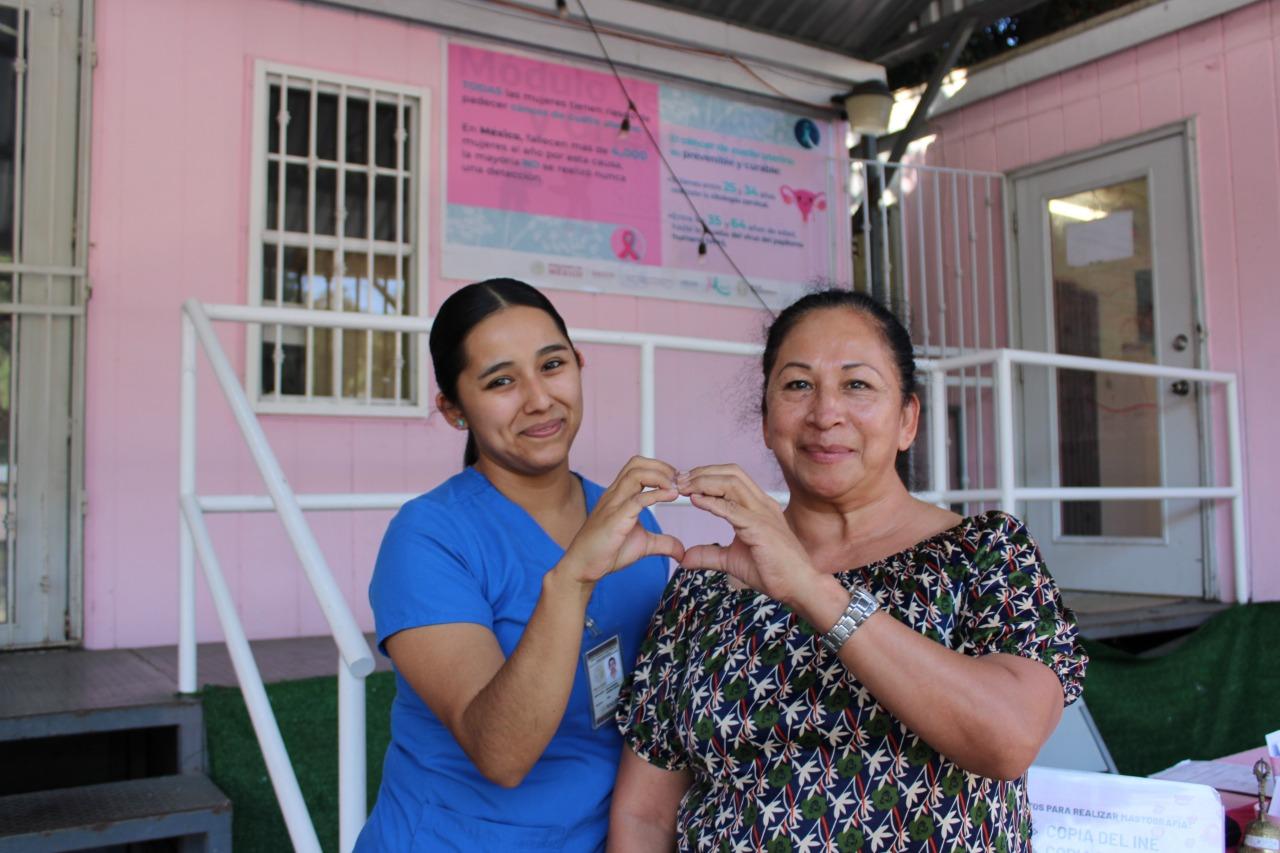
[
  {"x1": 443, "y1": 42, "x2": 849, "y2": 309},
  {"x1": 448, "y1": 44, "x2": 663, "y2": 265}
]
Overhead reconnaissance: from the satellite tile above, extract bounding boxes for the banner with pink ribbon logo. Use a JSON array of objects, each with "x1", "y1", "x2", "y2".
[{"x1": 443, "y1": 42, "x2": 848, "y2": 309}]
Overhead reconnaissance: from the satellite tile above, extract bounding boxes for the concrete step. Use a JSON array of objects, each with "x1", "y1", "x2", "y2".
[
  {"x1": 0, "y1": 774, "x2": 231, "y2": 852},
  {"x1": 1061, "y1": 591, "x2": 1230, "y2": 641},
  {"x1": 0, "y1": 648, "x2": 205, "y2": 779}
]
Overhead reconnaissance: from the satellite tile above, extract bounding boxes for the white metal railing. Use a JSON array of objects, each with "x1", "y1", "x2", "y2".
[
  {"x1": 917, "y1": 348, "x2": 1249, "y2": 602},
  {"x1": 179, "y1": 301, "x2": 375, "y2": 853},
  {"x1": 178, "y1": 302, "x2": 1251, "y2": 853}
]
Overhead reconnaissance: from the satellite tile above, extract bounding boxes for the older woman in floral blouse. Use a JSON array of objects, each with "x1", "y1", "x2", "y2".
[{"x1": 611, "y1": 289, "x2": 1087, "y2": 852}]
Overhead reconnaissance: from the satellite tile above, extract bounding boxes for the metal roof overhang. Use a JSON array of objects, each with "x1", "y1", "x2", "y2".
[
  {"x1": 319, "y1": 0, "x2": 886, "y2": 111},
  {"x1": 624, "y1": 0, "x2": 1051, "y2": 69}
]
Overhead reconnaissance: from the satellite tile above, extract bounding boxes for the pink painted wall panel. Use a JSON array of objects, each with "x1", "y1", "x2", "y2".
[
  {"x1": 927, "y1": 0, "x2": 1280, "y2": 601},
  {"x1": 1024, "y1": 75, "x2": 1063, "y2": 112},
  {"x1": 1222, "y1": 0, "x2": 1274, "y2": 49},
  {"x1": 1178, "y1": 18, "x2": 1225, "y2": 65},
  {"x1": 1062, "y1": 98, "x2": 1103, "y2": 152},
  {"x1": 1096, "y1": 49, "x2": 1139, "y2": 89},
  {"x1": 994, "y1": 119, "x2": 1029, "y2": 172},
  {"x1": 1137, "y1": 70, "x2": 1183, "y2": 131},
  {"x1": 1059, "y1": 65, "x2": 1100, "y2": 105},
  {"x1": 1137, "y1": 34, "x2": 1181, "y2": 79},
  {"x1": 1099, "y1": 82, "x2": 1141, "y2": 142},
  {"x1": 85, "y1": 0, "x2": 779, "y2": 649},
  {"x1": 1026, "y1": 107, "x2": 1065, "y2": 163}
]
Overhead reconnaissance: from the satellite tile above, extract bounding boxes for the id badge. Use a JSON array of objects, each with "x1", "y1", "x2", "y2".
[{"x1": 584, "y1": 635, "x2": 624, "y2": 729}]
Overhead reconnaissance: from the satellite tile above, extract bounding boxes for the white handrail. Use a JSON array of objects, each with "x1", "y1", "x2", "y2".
[
  {"x1": 179, "y1": 300, "x2": 372, "y2": 853},
  {"x1": 180, "y1": 496, "x2": 322, "y2": 853},
  {"x1": 921, "y1": 347, "x2": 1248, "y2": 602}
]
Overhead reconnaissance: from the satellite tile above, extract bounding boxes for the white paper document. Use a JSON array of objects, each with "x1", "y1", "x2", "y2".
[
  {"x1": 1029, "y1": 767, "x2": 1223, "y2": 852},
  {"x1": 1270, "y1": 729, "x2": 1280, "y2": 817},
  {"x1": 1150, "y1": 759, "x2": 1275, "y2": 797},
  {"x1": 1066, "y1": 209, "x2": 1134, "y2": 267}
]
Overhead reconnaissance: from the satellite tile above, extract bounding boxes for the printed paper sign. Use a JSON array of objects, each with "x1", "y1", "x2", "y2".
[
  {"x1": 1028, "y1": 766, "x2": 1223, "y2": 851},
  {"x1": 1066, "y1": 209, "x2": 1135, "y2": 267},
  {"x1": 443, "y1": 43, "x2": 848, "y2": 308},
  {"x1": 1270, "y1": 729, "x2": 1280, "y2": 817}
]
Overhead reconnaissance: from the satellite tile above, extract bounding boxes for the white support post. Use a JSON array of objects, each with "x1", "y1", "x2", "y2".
[
  {"x1": 929, "y1": 368, "x2": 947, "y2": 500},
  {"x1": 640, "y1": 342, "x2": 655, "y2": 458},
  {"x1": 178, "y1": 313, "x2": 198, "y2": 694},
  {"x1": 180, "y1": 496, "x2": 323, "y2": 853},
  {"x1": 338, "y1": 659, "x2": 368, "y2": 853},
  {"x1": 996, "y1": 350, "x2": 1016, "y2": 515},
  {"x1": 1226, "y1": 377, "x2": 1249, "y2": 602}
]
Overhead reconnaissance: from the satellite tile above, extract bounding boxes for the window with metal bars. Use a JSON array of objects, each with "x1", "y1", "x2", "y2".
[{"x1": 250, "y1": 66, "x2": 425, "y2": 414}]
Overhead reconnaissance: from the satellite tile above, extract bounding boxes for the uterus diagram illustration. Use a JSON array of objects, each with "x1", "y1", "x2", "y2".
[{"x1": 780, "y1": 186, "x2": 827, "y2": 224}]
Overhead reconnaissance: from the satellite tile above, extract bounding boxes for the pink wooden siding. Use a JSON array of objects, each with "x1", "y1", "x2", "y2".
[
  {"x1": 85, "y1": 0, "x2": 766, "y2": 649},
  {"x1": 83, "y1": 0, "x2": 1280, "y2": 651},
  {"x1": 923, "y1": 0, "x2": 1280, "y2": 602}
]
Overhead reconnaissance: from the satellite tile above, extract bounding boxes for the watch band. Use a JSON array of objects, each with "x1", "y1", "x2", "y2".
[{"x1": 820, "y1": 586, "x2": 880, "y2": 654}]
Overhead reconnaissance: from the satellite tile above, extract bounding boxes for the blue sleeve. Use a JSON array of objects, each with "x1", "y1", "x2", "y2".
[{"x1": 368, "y1": 502, "x2": 494, "y2": 656}]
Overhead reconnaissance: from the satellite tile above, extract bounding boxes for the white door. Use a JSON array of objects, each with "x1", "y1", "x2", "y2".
[
  {"x1": 1012, "y1": 132, "x2": 1206, "y2": 597},
  {"x1": 0, "y1": 0, "x2": 87, "y2": 648}
]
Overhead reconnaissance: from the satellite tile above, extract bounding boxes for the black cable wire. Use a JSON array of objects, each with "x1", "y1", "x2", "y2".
[{"x1": 572, "y1": 0, "x2": 777, "y2": 317}]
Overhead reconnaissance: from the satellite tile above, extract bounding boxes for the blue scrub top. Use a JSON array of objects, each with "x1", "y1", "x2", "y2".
[{"x1": 356, "y1": 467, "x2": 669, "y2": 852}]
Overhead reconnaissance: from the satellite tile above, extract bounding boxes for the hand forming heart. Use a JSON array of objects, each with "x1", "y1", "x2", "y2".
[
  {"x1": 559, "y1": 456, "x2": 687, "y2": 585},
  {"x1": 676, "y1": 463, "x2": 821, "y2": 607}
]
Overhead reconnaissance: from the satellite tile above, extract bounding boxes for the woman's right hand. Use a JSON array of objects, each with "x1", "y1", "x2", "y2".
[
  {"x1": 677, "y1": 464, "x2": 822, "y2": 607},
  {"x1": 557, "y1": 456, "x2": 685, "y2": 586}
]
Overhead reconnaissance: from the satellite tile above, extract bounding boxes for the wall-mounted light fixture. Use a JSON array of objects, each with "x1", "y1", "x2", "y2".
[{"x1": 837, "y1": 79, "x2": 894, "y2": 137}]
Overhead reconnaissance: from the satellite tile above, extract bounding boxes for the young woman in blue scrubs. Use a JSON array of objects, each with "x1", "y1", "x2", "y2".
[{"x1": 356, "y1": 279, "x2": 683, "y2": 852}]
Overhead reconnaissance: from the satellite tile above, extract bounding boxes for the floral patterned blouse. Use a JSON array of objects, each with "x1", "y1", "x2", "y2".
[{"x1": 617, "y1": 512, "x2": 1087, "y2": 853}]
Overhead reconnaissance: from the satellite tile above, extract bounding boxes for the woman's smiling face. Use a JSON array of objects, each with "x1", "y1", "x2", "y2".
[
  {"x1": 445, "y1": 305, "x2": 583, "y2": 478},
  {"x1": 762, "y1": 307, "x2": 918, "y2": 504}
]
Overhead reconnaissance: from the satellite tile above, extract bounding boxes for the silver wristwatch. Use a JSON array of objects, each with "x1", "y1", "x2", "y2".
[{"x1": 820, "y1": 586, "x2": 880, "y2": 654}]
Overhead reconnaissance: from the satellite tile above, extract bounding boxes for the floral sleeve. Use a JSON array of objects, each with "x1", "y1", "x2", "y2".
[
  {"x1": 616, "y1": 568, "x2": 702, "y2": 770},
  {"x1": 959, "y1": 513, "x2": 1088, "y2": 706}
]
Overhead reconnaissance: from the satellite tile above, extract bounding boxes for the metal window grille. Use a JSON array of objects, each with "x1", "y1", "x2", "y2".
[
  {"x1": 0, "y1": 0, "x2": 90, "y2": 644},
  {"x1": 250, "y1": 66, "x2": 426, "y2": 415}
]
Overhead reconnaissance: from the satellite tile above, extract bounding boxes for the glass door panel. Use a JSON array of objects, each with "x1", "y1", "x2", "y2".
[{"x1": 1046, "y1": 178, "x2": 1162, "y2": 539}]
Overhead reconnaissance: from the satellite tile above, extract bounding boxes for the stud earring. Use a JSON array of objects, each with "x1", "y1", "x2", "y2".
[{"x1": 456, "y1": 419, "x2": 466, "y2": 429}]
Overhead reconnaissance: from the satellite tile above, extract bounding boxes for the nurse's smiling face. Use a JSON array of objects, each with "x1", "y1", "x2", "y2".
[{"x1": 442, "y1": 305, "x2": 584, "y2": 479}]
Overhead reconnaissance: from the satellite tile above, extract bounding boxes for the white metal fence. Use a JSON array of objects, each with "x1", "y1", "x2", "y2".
[
  {"x1": 177, "y1": 301, "x2": 1248, "y2": 852},
  {"x1": 851, "y1": 157, "x2": 1007, "y2": 357}
]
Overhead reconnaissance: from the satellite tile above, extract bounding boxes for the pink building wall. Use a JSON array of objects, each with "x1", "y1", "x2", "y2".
[
  {"x1": 921, "y1": 0, "x2": 1280, "y2": 602},
  {"x1": 84, "y1": 0, "x2": 1280, "y2": 651},
  {"x1": 84, "y1": 0, "x2": 775, "y2": 650}
]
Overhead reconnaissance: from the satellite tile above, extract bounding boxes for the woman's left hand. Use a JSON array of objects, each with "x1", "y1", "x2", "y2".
[{"x1": 677, "y1": 464, "x2": 819, "y2": 605}]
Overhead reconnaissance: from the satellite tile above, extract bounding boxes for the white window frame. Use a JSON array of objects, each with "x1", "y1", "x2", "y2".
[{"x1": 246, "y1": 60, "x2": 430, "y2": 417}]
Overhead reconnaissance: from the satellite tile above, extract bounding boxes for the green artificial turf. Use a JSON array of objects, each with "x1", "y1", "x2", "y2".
[
  {"x1": 202, "y1": 672, "x2": 397, "y2": 853},
  {"x1": 203, "y1": 604, "x2": 1280, "y2": 851},
  {"x1": 1080, "y1": 602, "x2": 1280, "y2": 777}
]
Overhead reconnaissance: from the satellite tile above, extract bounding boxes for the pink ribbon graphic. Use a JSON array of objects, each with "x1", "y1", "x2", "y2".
[{"x1": 617, "y1": 229, "x2": 640, "y2": 260}]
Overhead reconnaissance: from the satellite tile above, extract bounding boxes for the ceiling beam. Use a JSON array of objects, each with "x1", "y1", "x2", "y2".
[
  {"x1": 886, "y1": 15, "x2": 978, "y2": 168},
  {"x1": 871, "y1": 0, "x2": 1047, "y2": 66}
]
